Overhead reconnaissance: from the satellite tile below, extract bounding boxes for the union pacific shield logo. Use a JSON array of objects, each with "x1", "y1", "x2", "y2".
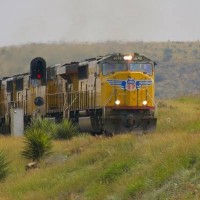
[
  {"x1": 126, "y1": 79, "x2": 135, "y2": 91},
  {"x1": 107, "y1": 78, "x2": 152, "y2": 91}
]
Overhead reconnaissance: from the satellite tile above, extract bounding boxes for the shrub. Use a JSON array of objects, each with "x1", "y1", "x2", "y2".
[
  {"x1": 25, "y1": 118, "x2": 57, "y2": 137},
  {"x1": 53, "y1": 119, "x2": 80, "y2": 140},
  {"x1": 21, "y1": 129, "x2": 53, "y2": 162},
  {"x1": 0, "y1": 151, "x2": 10, "y2": 181}
]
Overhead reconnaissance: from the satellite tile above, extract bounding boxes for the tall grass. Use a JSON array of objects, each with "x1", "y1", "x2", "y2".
[
  {"x1": 0, "y1": 151, "x2": 10, "y2": 181},
  {"x1": 3, "y1": 133, "x2": 200, "y2": 200},
  {"x1": 156, "y1": 96, "x2": 200, "y2": 133},
  {"x1": 0, "y1": 96, "x2": 200, "y2": 199}
]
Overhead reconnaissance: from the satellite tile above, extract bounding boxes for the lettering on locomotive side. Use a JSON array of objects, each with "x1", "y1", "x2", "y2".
[
  {"x1": 112, "y1": 55, "x2": 143, "y2": 61},
  {"x1": 112, "y1": 56, "x2": 124, "y2": 61},
  {"x1": 134, "y1": 56, "x2": 143, "y2": 61}
]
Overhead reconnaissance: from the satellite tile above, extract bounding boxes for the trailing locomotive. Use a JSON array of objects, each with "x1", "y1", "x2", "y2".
[{"x1": 0, "y1": 53, "x2": 157, "y2": 134}]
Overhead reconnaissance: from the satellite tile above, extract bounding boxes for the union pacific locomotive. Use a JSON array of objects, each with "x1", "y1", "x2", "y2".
[{"x1": 0, "y1": 53, "x2": 157, "y2": 134}]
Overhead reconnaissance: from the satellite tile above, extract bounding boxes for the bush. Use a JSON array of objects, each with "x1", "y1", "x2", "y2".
[
  {"x1": 21, "y1": 129, "x2": 53, "y2": 162},
  {"x1": 25, "y1": 118, "x2": 57, "y2": 137},
  {"x1": 0, "y1": 151, "x2": 10, "y2": 181},
  {"x1": 53, "y1": 119, "x2": 80, "y2": 140}
]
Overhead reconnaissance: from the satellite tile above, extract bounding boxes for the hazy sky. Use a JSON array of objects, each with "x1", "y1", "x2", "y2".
[{"x1": 0, "y1": 0, "x2": 200, "y2": 47}]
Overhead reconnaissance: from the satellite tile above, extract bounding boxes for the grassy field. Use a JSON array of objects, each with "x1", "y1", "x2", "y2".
[{"x1": 1, "y1": 96, "x2": 200, "y2": 199}]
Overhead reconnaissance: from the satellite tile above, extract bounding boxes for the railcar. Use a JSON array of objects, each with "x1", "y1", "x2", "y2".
[{"x1": 0, "y1": 53, "x2": 157, "y2": 134}]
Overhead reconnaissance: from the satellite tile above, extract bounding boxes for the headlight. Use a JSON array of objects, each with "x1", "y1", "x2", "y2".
[
  {"x1": 123, "y1": 55, "x2": 133, "y2": 60},
  {"x1": 142, "y1": 100, "x2": 147, "y2": 106},
  {"x1": 115, "y1": 100, "x2": 120, "y2": 105}
]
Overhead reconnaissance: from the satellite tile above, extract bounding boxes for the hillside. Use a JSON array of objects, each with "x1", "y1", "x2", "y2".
[
  {"x1": 0, "y1": 41, "x2": 200, "y2": 97},
  {"x1": 0, "y1": 96, "x2": 200, "y2": 199}
]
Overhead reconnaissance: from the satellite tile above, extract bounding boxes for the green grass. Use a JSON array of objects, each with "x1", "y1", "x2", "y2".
[
  {"x1": 1, "y1": 96, "x2": 200, "y2": 199},
  {"x1": 0, "y1": 151, "x2": 10, "y2": 181}
]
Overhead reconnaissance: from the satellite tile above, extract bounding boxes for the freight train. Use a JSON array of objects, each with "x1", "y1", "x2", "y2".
[{"x1": 0, "y1": 53, "x2": 157, "y2": 134}]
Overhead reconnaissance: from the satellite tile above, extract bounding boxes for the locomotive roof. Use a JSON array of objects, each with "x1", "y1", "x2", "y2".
[
  {"x1": 57, "y1": 53, "x2": 154, "y2": 70},
  {"x1": 96, "y1": 53, "x2": 154, "y2": 63}
]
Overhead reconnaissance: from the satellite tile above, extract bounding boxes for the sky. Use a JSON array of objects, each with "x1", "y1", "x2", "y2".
[{"x1": 0, "y1": 0, "x2": 200, "y2": 47}]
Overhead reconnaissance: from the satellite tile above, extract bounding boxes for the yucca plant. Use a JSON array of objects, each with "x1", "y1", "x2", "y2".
[
  {"x1": 53, "y1": 119, "x2": 80, "y2": 140},
  {"x1": 21, "y1": 129, "x2": 53, "y2": 162},
  {"x1": 25, "y1": 118, "x2": 57, "y2": 138},
  {"x1": 0, "y1": 151, "x2": 10, "y2": 181}
]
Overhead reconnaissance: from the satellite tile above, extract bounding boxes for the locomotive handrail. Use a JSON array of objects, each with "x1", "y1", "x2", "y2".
[
  {"x1": 103, "y1": 92, "x2": 114, "y2": 107},
  {"x1": 64, "y1": 93, "x2": 78, "y2": 111},
  {"x1": 46, "y1": 92, "x2": 65, "y2": 113},
  {"x1": 103, "y1": 91, "x2": 114, "y2": 119},
  {"x1": 63, "y1": 92, "x2": 79, "y2": 118},
  {"x1": 46, "y1": 92, "x2": 64, "y2": 96},
  {"x1": 147, "y1": 92, "x2": 157, "y2": 108}
]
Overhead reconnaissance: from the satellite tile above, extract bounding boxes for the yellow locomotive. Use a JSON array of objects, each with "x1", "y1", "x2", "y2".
[{"x1": 0, "y1": 53, "x2": 157, "y2": 134}]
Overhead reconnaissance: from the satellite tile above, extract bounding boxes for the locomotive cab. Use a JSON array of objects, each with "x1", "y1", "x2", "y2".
[
  {"x1": 98, "y1": 53, "x2": 157, "y2": 133},
  {"x1": 70, "y1": 53, "x2": 157, "y2": 134}
]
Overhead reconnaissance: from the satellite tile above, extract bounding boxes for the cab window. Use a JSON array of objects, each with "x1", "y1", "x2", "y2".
[
  {"x1": 129, "y1": 63, "x2": 152, "y2": 75},
  {"x1": 102, "y1": 62, "x2": 127, "y2": 75}
]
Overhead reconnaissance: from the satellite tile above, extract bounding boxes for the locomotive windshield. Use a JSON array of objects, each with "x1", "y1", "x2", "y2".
[
  {"x1": 101, "y1": 62, "x2": 153, "y2": 75},
  {"x1": 129, "y1": 63, "x2": 153, "y2": 75},
  {"x1": 102, "y1": 62, "x2": 127, "y2": 75}
]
